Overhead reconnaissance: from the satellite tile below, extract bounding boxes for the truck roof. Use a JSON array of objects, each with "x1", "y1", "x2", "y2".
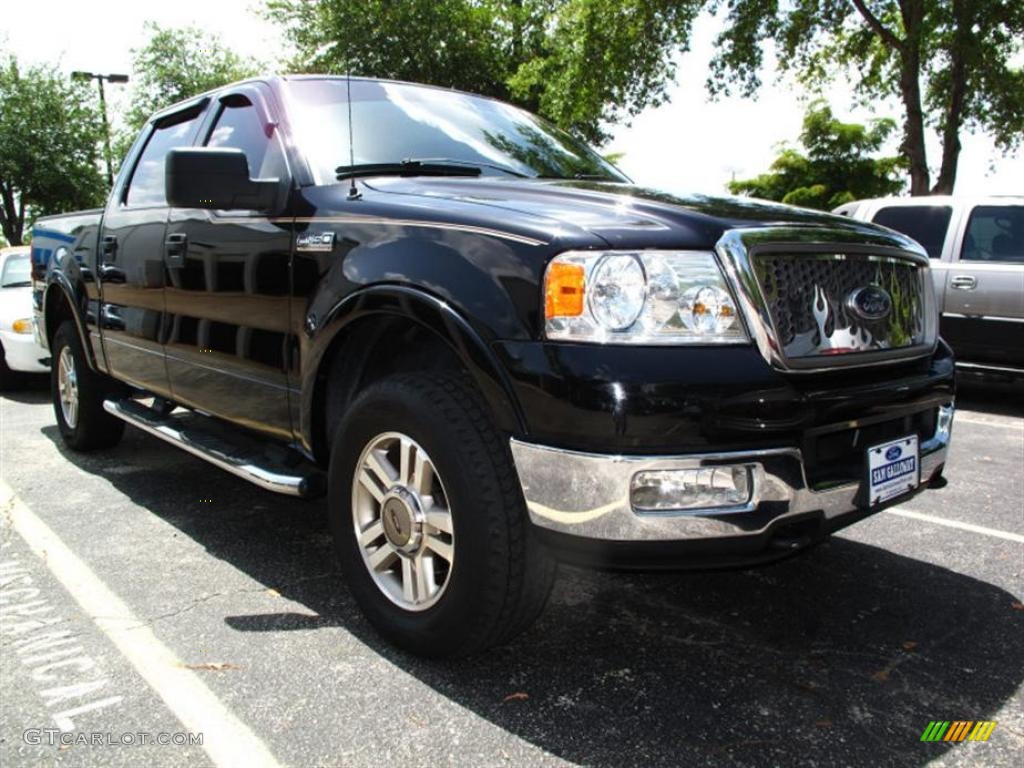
[{"x1": 147, "y1": 74, "x2": 520, "y2": 125}]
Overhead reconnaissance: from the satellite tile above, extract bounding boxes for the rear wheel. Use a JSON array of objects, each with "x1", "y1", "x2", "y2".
[
  {"x1": 328, "y1": 372, "x2": 555, "y2": 657},
  {"x1": 50, "y1": 321, "x2": 125, "y2": 451}
]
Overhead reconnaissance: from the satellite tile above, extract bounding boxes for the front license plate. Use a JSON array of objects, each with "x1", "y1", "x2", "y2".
[{"x1": 867, "y1": 435, "x2": 920, "y2": 506}]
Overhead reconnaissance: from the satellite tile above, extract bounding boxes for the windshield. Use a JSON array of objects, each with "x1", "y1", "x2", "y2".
[
  {"x1": 283, "y1": 78, "x2": 628, "y2": 186},
  {"x1": 1, "y1": 252, "x2": 31, "y2": 287}
]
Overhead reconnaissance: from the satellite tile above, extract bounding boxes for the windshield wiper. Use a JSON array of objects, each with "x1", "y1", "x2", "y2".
[
  {"x1": 335, "y1": 160, "x2": 482, "y2": 181},
  {"x1": 407, "y1": 157, "x2": 531, "y2": 178},
  {"x1": 2, "y1": 280, "x2": 32, "y2": 288}
]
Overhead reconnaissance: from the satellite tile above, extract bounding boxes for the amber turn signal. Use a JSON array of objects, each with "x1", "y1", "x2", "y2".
[
  {"x1": 544, "y1": 262, "x2": 585, "y2": 318},
  {"x1": 12, "y1": 318, "x2": 33, "y2": 334}
]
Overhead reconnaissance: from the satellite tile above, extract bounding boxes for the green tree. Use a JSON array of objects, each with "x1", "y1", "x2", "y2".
[
  {"x1": 115, "y1": 23, "x2": 258, "y2": 162},
  {"x1": 0, "y1": 53, "x2": 107, "y2": 245},
  {"x1": 705, "y1": 0, "x2": 1024, "y2": 195},
  {"x1": 728, "y1": 102, "x2": 904, "y2": 210},
  {"x1": 263, "y1": 0, "x2": 699, "y2": 144}
]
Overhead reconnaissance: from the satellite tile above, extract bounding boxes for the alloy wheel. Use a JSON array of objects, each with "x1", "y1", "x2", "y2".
[
  {"x1": 57, "y1": 346, "x2": 79, "y2": 428},
  {"x1": 351, "y1": 432, "x2": 455, "y2": 611}
]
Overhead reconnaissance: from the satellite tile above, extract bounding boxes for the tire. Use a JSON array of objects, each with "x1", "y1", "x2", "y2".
[
  {"x1": 328, "y1": 372, "x2": 555, "y2": 657},
  {"x1": 50, "y1": 321, "x2": 126, "y2": 451}
]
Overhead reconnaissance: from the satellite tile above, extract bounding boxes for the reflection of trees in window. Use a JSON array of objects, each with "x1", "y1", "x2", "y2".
[{"x1": 482, "y1": 123, "x2": 617, "y2": 180}]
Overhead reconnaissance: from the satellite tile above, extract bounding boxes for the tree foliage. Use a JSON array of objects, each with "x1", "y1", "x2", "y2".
[
  {"x1": 706, "y1": 0, "x2": 1024, "y2": 195},
  {"x1": 115, "y1": 23, "x2": 258, "y2": 162},
  {"x1": 263, "y1": 0, "x2": 700, "y2": 144},
  {"x1": 0, "y1": 53, "x2": 106, "y2": 245},
  {"x1": 728, "y1": 102, "x2": 904, "y2": 210}
]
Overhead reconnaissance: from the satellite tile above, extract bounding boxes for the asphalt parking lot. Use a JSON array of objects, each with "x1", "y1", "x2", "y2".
[{"x1": 1, "y1": 376, "x2": 1022, "y2": 767}]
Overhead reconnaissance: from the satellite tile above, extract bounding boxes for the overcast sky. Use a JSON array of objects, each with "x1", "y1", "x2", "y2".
[{"x1": 2, "y1": 0, "x2": 1021, "y2": 198}]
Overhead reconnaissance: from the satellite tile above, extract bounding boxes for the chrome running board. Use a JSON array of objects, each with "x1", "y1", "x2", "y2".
[{"x1": 103, "y1": 398, "x2": 325, "y2": 498}]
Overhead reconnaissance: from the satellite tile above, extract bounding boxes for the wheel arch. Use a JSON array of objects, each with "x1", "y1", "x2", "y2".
[
  {"x1": 303, "y1": 285, "x2": 528, "y2": 464},
  {"x1": 43, "y1": 278, "x2": 98, "y2": 371}
]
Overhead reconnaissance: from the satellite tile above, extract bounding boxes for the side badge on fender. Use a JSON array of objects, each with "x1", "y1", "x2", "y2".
[{"x1": 296, "y1": 231, "x2": 336, "y2": 252}]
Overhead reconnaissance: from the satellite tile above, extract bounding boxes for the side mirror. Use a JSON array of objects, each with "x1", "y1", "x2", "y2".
[{"x1": 165, "y1": 148, "x2": 279, "y2": 212}]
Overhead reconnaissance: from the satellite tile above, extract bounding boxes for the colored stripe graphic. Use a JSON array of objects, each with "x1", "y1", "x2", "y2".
[
  {"x1": 921, "y1": 720, "x2": 996, "y2": 742},
  {"x1": 945, "y1": 721, "x2": 971, "y2": 741},
  {"x1": 971, "y1": 722, "x2": 997, "y2": 742}
]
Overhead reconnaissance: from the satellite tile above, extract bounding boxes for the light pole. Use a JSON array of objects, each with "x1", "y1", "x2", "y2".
[{"x1": 71, "y1": 71, "x2": 129, "y2": 188}]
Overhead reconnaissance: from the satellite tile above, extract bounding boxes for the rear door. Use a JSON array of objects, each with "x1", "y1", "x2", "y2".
[
  {"x1": 98, "y1": 104, "x2": 206, "y2": 396},
  {"x1": 163, "y1": 85, "x2": 294, "y2": 438},
  {"x1": 940, "y1": 204, "x2": 1024, "y2": 368}
]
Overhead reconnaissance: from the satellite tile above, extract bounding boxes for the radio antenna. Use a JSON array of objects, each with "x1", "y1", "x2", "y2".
[{"x1": 346, "y1": 66, "x2": 360, "y2": 200}]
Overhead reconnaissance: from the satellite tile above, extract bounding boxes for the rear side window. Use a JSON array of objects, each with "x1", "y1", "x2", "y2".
[
  {"x1": 960, "y1": 205, "x2": 1024, "y2": 263},
  {"x1": 205, "y1": 97, "x2": 286, "y2": 179},
  {"x1": 872, "y1": 206, "x2": 953, "y2": 259},
  {"x1": 126, "y1": 111, "x2": 203, "y2": 207}
]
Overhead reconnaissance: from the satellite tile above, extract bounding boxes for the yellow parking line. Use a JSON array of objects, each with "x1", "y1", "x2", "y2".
[{"x1": 0, "y1": 481, "x2": 282, "y2": 768}]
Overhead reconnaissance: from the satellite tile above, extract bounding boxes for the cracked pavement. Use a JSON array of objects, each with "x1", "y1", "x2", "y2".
[{"x1": 1, "y1": 377, "x2": 1022, "y2": 767}]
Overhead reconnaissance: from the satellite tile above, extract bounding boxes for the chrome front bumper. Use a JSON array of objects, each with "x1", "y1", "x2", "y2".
[{"x1": 510, "y1": 404, "x2": 953, "y2": 543}]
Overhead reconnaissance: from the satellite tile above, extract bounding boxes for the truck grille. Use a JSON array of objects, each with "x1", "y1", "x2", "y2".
[{"x1": 752, "y1": 253, "x2": 926, "y2": 361}]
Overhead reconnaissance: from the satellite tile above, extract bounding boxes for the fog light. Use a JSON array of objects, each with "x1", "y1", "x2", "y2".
[{"x1": 630, "y1": 466, "x2": 753, "y2": 512}]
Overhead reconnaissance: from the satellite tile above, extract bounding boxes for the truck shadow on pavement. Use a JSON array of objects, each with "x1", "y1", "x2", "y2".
[
  {"x1": 42, "y1": 423, "x2": 1024, "y2": 767},
  {"x1": 955, "y1": 377, "x2": 1024, "y2": 418}
]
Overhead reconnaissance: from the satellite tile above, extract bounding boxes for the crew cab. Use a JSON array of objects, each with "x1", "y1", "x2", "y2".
[
  {"x1": 834, "y1": 196, "x2": 1024, "y2": 379},
  {"x1": 33, "y1": 76, "x2": 954, "y2": 657}
]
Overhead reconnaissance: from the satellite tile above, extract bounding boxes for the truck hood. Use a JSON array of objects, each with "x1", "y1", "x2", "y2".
[{"x1": 361, "y1": 177, "x2": 906, "y2": 250}]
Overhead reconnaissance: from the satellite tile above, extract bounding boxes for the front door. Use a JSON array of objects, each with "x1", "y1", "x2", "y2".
[
  {"x1": 163, "y1": 87, "x2": 294, "y2": 438},
  {"x1": 98, "y1": 105, "x2": 206, "y2": 396},
  {"x1": 941, "y1": 204, "x2": 1024, "y2": 368}
]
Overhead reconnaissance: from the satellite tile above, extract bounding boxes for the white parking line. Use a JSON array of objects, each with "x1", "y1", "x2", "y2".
[
  {"x1": 0, "y1": 481, "x2": 282, "y2": 768},
  {"x1": 954, "y1": 413, "x2": 1024, "y2": 430},
  {"x1": 886, "y1": 506, "x2": 1024, "y2": 543}
]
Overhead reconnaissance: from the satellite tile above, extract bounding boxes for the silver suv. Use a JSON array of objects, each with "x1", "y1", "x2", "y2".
[{"x1": 834, "y1": 196, "x2": 1024, "y2": 378}]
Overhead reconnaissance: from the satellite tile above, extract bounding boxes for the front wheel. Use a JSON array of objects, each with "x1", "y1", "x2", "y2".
[
  {"x1": 328, "y1": 373, "x2": 555, "y2": 657},
  {"x1": 50, "y1": 321, "x2": 126, "y2": 451}
]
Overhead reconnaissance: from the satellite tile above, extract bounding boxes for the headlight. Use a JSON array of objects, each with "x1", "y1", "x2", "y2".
[
  {"x1": 12, "y1": 318, "x2": 33, "y2": 334},
  {"x1": 544, "y1": 250, "x2": 746, "y2": 344}
]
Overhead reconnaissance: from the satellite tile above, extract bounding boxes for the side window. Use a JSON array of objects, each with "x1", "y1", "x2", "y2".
[
  {"x1": 205, "y1": 97, "x2": 286, "y2": 180},
  {"x1": 125, "y1": 112, "x2": 202, "y2": 207},
  {"x1": 872, "y1": 206, "x2": 953, "y2": 259},
  {"x1": 960, "y1": 205, "x2": 1024, "y2": 264}
]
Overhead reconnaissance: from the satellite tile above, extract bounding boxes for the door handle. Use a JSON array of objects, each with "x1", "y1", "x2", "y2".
[
  {"x1": 951, "y1": 275, "x2": 977, "y2": 290},
  {"x1": 165, "y1": 233, "x2": 188, "y2": 266},
  {"x1": 101, "y1": 235, "x2": 117, "y2": 261},
  {"x1": 97, "y1": 264, "x2": 126, "y2": 283}
]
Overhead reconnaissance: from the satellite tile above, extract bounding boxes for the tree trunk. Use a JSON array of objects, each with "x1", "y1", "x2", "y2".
[
  {"x1": 932, "y1": 0, "x2": 970, "y2": 194},
  {"x1": 897, "y1": 1, "x2": 930, "y2": 195},
  {"x1": 0, "y1": 182, "x2": 22, "y2": 246}
]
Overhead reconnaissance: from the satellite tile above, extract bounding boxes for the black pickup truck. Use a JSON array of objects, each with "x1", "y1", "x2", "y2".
[{"x1": 32, "y1": 76, "x2": 954, "y2": 657}]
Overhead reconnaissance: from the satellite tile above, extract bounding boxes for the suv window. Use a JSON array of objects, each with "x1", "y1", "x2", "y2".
[
  {"x1": 872, "y1": 206, "x2": 953, "y2": 259},
  {"x1": 960, "y1": 205, "x2": 1024, "y2": 264},
  {"x1": 205, "y1": 97, "x2": 286, "y2": 179},
  {"x1": 1, "y1": 252, "x2": 31, "y2": 287},
  {"x1": 126, "y1": 112, "x2": 202, "y2": 207}
]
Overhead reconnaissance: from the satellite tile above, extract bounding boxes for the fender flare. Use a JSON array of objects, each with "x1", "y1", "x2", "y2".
[
  {"x1": 43, "y1": 276, "x2": 98, "y2": 371},
  {"x1": 302, "y1": 284, "x2": 528, "y2": 456}
]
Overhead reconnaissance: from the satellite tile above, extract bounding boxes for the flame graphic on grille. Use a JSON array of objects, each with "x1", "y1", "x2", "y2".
[{"x1": 787, "y1": 285, "x2": 876, "y2": 357}]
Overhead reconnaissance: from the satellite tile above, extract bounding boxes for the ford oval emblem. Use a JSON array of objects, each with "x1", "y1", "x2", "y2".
[
  {"x1": 847, "y1": 285, "x2": 893, "y2": 321},
  {"x1": 885, "y1": 445, "x2": 902, "y2": 461}
]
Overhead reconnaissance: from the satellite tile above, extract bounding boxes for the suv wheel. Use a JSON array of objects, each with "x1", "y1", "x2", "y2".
[
  {"x1": 51, "y1": 321, "x2": 126, "y2": 451},
  {"x1": 328, "y1": 372, "x2": 555, "y2": 657}
]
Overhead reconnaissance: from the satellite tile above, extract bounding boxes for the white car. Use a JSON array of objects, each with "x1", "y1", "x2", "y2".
[{"x1": 1, "y1": 246, "x2": 49, "y2": 387}]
